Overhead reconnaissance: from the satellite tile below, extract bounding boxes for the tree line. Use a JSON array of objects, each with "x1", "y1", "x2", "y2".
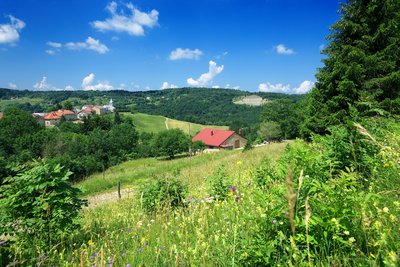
[{"x1": 0, "y1": 109, "x2": 196, "y2": 183}]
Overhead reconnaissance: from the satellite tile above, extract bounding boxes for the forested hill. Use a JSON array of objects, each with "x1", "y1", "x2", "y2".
[{"x1": 0, "y1": 87, "x2": 304, "y2": 127}]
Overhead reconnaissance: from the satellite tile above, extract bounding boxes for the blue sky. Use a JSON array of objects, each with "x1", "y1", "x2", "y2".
[{"x1": 0, "y1": 0, "x2": 341, "y2": 93}]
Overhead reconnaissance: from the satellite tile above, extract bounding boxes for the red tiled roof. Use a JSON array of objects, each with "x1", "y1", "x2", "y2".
[
  {"x1": 57, "y1": 109, "x2": 75, "y2": 115},
  {"x1": 44, "y1": 112, "x2": 61, "y2": 120},
  {"x1": 192, "y1": 128, "x2": 235, "y2": 147}
]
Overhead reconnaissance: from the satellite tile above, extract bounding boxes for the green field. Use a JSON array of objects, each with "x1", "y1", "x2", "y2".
[
  {"x1": 122, "y1": 112, "x2": 228, "y2": 134},
  {"x1": 0, "y1": 97, "x2": 45, "y2": 108},
  {"x1": 77, "y1": 142, "x2": 286, "y2": 197}
]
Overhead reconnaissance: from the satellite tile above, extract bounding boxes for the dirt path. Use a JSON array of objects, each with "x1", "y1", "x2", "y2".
[{"x1": 165, "y1": 117, "x2": 169, "y2": 129}]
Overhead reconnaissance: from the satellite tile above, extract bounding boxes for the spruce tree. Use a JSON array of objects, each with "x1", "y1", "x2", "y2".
[{"x1": 302, "y1": 0, "x2": 400, "y2": 136}]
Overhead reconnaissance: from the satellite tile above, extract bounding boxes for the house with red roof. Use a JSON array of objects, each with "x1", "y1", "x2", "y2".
[
  {"x1": 43, "y1": 109, "x2": 76, "y2": 126},
  {"x1": 192, "y1": 128, "x2": 247, "y2": 150}
]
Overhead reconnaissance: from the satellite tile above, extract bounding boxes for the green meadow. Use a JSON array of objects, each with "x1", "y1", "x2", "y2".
[{"x1": 122, "y1": 112, "x2": 228, "y2": 134}]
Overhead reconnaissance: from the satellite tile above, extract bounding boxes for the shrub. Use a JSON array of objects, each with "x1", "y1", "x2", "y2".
[
  {"x1": 0, "y1": 161, "x2": 87, "y2": 264},
  {"x1": 140, "y1": 177, "x2": 187, "y2": 212},
  {"x1": 208, "y1": 166, "x2": 232, "y2": 200}
]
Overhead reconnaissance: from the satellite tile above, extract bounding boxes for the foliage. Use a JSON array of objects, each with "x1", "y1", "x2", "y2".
[
  {"x1": 0, "y1": 161, "x2": 87, "y2": 264},
  {"x1": 303, "y1": 0, "x2": 400, "y2": 136},
  {"x1": 191, "y1": 140, "x2": 206, "y2": 154},
  {"x1": 258, "y1": 120, "x2": 283, "y2": 141},
  {"x1": 241, "y1": 116, "x2": 400, "y2": 266},
  {"x1": 151, "y1": 129, "x2": 190, "y2": 159},
  {"x1": 0, "y1": 108, "x2": 43, "y2": 157},
  {"x1": 139, "y1": 177, "x2": 187, "y2": 212},
  {"x1": 261, "y1": 98, "x2": 305, "y2": 139},
  {"x1": 208, "y1": 165, "x2": 233, "y2": 200}
]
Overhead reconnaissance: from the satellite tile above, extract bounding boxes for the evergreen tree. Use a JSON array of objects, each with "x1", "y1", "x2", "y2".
[{"x1": 302, "y1": 0, "x2": 400, "y2": 137}]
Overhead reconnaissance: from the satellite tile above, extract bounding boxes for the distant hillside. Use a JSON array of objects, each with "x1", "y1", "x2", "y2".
[
  {"x1": 0, "y1": 87, "x2": 304, "y2": 128},
  {"x1": 122, "y1": 112, "x2": 228, "y2": 134}
]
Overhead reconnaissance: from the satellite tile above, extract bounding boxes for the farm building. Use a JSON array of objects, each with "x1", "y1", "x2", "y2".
[{"x1": 192, "y1": 128, "x2": 247, "y2": 150}]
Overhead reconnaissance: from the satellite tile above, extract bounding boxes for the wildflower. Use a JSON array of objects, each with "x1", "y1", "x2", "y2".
[
  {"x1": 0, "y1": 241, "x2": 6, "y2": 246},
  {"x1": 88, "y1": 239, "x2": 95, "y2": 247},
  {"x1": 272, "y1": 219, "x2": 278, "y2": 224},
  {"x1": 236, "y1": 160, "x2": 242, "y2": 166},
  {"x1": 229, "y1": 186, "x2": 237, "y2": 192},
  {"x1": 235, "y1": 195, "x2": 241, "y2": 202},
  {"x1": 122, "y1": 253, "x2": 126, "y2": 257},
  {"x1": 344, "y1": 230, "x2": 350, "y2": 236},
  {"x1": 126, "y1": 264, "x2": 131, "y2": 267},
  {"x1": 138, "y1": 247, "x2": 143, "y2": 252},
  {"x1": 383, "y1": 207, "x2": 389, "y2": 213},
  {"x1": 348, "y1": 237, "x2": 356, "y2": 243}
]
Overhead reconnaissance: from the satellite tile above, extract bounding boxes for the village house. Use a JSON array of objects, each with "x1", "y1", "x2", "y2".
[
  {"x1": 42, "y1": 109, "x2": 76, "y2": 127},
  {"x1": 78, "y1": 99, "x2": 115, "y2": 119},
  {"x1": 32, "y1": 113, "x2": 46, "y2": 126},
  {"x1": 192, "y1": 128, "x2": 247, "y2": 150}
]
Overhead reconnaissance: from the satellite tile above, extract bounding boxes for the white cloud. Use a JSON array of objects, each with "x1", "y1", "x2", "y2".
[
  {"x1": 212, "y1": 85, "x2": 220, "y2": 89},
  {"x1": 275, "y1": 44, "x2": 294, "y2": 55},
  {"x1": 64, "y1": 85, "x2": 74, "y2": 91},
  {"x1": 169, "y1": 48, "x2": 203, "y2": 60},
  {"x1": 293, "y1": 80, "x2": 314, "y2": 94},
  {"x1": 33, "y1": 77, "x2": 51, "y2": 90},
  {"x1": 46, "y1": 49, "x2": 57, "y2": 55},
  {"x1": 258, "y1": 80, "x2": 314, "y2": 94},
  {"x1": 187, "y1": 60, "x2": 224, "y2": 87},
  {"x1": 65, "y1": 37, "x2": 109, "y2": 54},
  {"x1": 161, "y1": 81, "x2": 178, "y2": 89},
  {"x1": 8, "y1": 82, "x2": 17, "y2": 89},
  {"x1": 81, "y1": 73, "x2": 114, "y2": 91},
  {"x1": 92, "y1": 1, "x2": 159, "y2": 36},
  {"x1": 33, "y1": 76, "x2": 65, "y2": 91},
  {"x1": 258, "y1": 82, "x2": 291, "y2": 93},
  {"x1": 47, "y1": 41, "x2": 62, "y2": 48},
  {"x1": 0, "y1": 15, "x2": 25, "y2": 44}
]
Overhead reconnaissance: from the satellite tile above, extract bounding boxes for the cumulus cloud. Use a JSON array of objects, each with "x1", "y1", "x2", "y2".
[
  {"x1": 161, "y1": 81, "x2": 178, "y2": 89},
  {"x1": 33, "y1": 77, "x2": 51, "y2": 90},
  {"x1": 275, "y1": 44, "x2": 294, "y2": 55},
  {"x1": 187, "y1": 60, "x2": 224, "y2": 87},
  {"x1": 92, "y1": 1, "x2": 159, "y2": 36},
  {"x1": 64, "y1": 85, "x2": 74, "y2": 91},
  {"x1": 258, "y1": 80, "x2": 314, "y2": 94},
  {"x1": 169, "y1": 48, "x2": 203, "y2": 60},
  {"x1": 8, "y1": 82, "x2": 17, "y2": 89},
  {"x1": 81, "y1": 73, "x2": 114, "y2": 91},
  {"x1": 33, "y1": 76, "x2": 62, "y2": 91},
  {"x1": 293, "y1": 80, "x2": 314, "y2": 94},
  {"x1": 65, "y1": 37, "x2": 109, "y2": 54},
  {"x1": 0, "y1": 15, "x2": 25, "y2": 44}
]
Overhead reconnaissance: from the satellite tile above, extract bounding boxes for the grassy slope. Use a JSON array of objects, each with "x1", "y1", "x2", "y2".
[
  {"x1": 0, "y1": 97, "x2": 45, "y2": 107},
  {"x1": 122, "y1": 112, "x2": 228, "y2": 134},
  {"x1": 77, "y1": 143, "x2": 287, "y2": 197},
  {"x1": 124, "y1": 112, "x2": 166, "y2": 133}
]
